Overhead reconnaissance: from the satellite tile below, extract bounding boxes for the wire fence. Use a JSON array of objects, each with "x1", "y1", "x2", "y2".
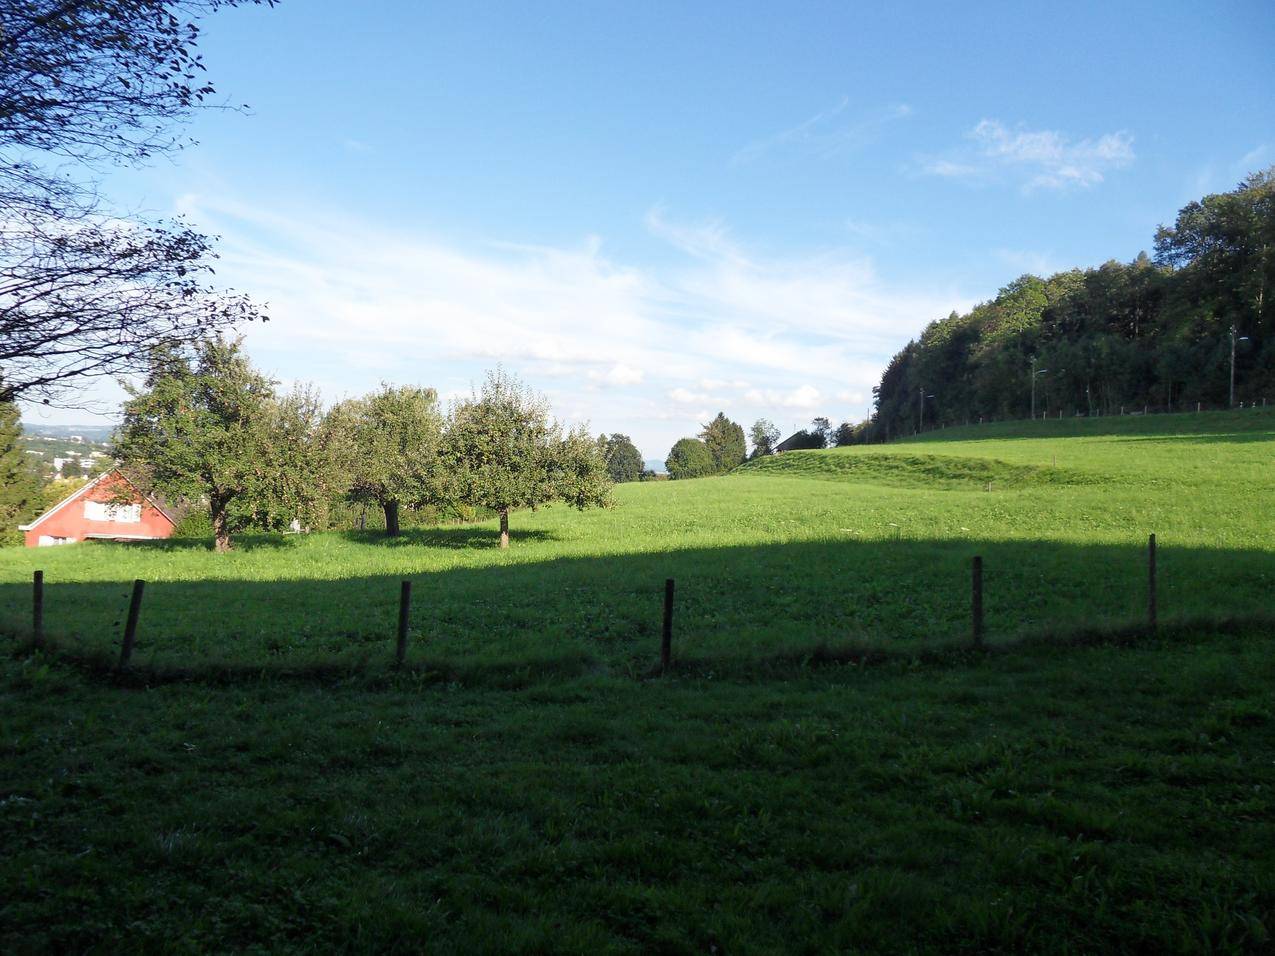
[
  {"x1": 16, "y1": 533, "x2": 1201, "y2": 682},
  {"x1": 911, "y1": 398, "x2": 1273, "y2": 437}
]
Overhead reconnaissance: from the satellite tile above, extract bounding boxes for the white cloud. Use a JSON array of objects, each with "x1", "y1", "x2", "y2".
[
  {"x1": 645, "y1": 210, "x2": 963, "y2": 387},
  {"x1": 587, "y1": 364, "x2": 645, "y2": 386},
  {"x1": 743, "y1": 385, "x2": 822, "y2": 409},
  {"x1": 920, "y1": 119, "x2": 1135, "y2": 191},
  {"x1": 669, "y1": 387, "x2": 711, "y2": 405},
  {"x1": 113, "y1": 194, "x2": 970, "y2": 457}
]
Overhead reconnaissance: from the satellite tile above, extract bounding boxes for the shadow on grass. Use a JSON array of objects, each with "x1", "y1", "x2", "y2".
[
  {"x1": 3, "y1": 534, "x2": 1273, "y2": 687},
  {"x1": 138, "y1": 534, "x2": 305, "y2": 553},
  {"x1": 336, "y1": 526, "x2": 559, "y2": 549}
]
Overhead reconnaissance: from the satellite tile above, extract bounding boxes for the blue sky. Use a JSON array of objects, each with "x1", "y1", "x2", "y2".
[{"x1": 28, "y1": 0, "x2": 1275, "y2": 459}]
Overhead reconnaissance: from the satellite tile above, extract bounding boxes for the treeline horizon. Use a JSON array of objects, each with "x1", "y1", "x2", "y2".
[{"x1": 865, "y1": 167, "x2": 1274, "y2": 440}]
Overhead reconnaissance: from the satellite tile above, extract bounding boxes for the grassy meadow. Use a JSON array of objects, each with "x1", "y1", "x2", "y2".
[
  {"x1": 1, "y1": 407, "x2": 1272, "y2": 676},
  {"x1": 2, "y1": 408, "x2": 1274, "y2": 951}
]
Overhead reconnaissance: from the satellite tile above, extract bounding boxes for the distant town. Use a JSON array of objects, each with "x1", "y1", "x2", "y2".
[{"x1": 19, "y1": 428, "x2": 112, "y2": 482}]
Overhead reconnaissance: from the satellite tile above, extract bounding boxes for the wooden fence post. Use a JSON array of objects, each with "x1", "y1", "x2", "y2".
[
  {"x1": 661, "y1": 578, "x2": 674, "y2": 672},
  {"x1": 33, "y1": 571, "x2": 43, "y2": 649},
  {"x1": 118, "y1": 579, "x2": 145, "y2": 669},
  {"x1": 1147, "y1": 534, "x2": 1157, "y2": 632},
  {"x1": 396, "y1": 580, "x2": 412, "y2": 666},
  {"x1": 971, "y1": 557, "x2": 984, "y2": 647}
]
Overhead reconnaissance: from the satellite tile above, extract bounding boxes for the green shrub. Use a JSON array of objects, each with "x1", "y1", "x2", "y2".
[{"x1": 172, "y1": 509, "x2": 213, "y2": 538}]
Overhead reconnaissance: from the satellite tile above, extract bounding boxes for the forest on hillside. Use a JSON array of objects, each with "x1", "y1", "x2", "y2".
[{"x1": 868, "y1": 168, "x2": 1274, "y2": 439}]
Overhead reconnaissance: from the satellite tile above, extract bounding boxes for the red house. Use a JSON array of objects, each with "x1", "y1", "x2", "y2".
[{"x1": 20, "y1": 468, "x2": 177, "y2": 547}]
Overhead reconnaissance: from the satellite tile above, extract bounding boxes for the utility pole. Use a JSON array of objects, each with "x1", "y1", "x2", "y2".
[
  {"x1": 1030, "y1": 359, "x2": 1049, "y2": 420},
  {"x1": 1230, "y1": 324, "x2": 1250, "y2": 408}
]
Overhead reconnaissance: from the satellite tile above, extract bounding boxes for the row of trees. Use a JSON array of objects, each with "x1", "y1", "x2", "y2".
[
  {"x1": 659, "y1": 413, "x2": 870, "y2": 480},
  {"x1": 868, "y1": 168, "x2": 1275, "y2": 439},
  {"x1": 756, "y1": 416, "x2": 868, "y2": 452},
  {"x1": 114, "y1": 340, "x2": 612, "y2": 551}
]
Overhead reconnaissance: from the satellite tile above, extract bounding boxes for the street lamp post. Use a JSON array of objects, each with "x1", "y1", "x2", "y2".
[
  {"x1": 1030, "y1": 358, "x2": 1050, "y2": 420},
  {"x1": 1230, "y1": 324, "x2": 1250, "y2": 408},
  {"x1": 918, "y1": 387, "x2": 936, "y2": 432}
]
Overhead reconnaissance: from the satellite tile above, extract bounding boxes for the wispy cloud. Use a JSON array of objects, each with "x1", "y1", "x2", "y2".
[
  {"x1": 994, "y1": 247, "x2": 1063, "y2": 277},
  {"x1": 920, "y1": 119, "x2": 1135, "y2": 191},
  {"x1": 1193, "y1": 144, "x2": 1272, "y2": 197},
  {"x1": 1236, "y1": 144, "x2": 1271, "y2": 173},
  {"x1": 732, "y1": 100, "x2": 912, "y2": 165},
  {"x1": 157, "y1": 194, "x2": 967, "y2": 456},
  {"x1": 844, "y1": 218, "x2": 924, "y2": 247}
]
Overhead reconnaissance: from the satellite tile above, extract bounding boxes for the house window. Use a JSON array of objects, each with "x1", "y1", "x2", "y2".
[
  {"x1": 84, "y1": 500, "x2": 142, "y2": 523},
  {"x1": 37, "y1": 535, "x2": 74, "y2": 546}
]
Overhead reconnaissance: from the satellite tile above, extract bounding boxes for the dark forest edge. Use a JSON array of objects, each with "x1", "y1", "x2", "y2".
[{"x1": 864, "y1": 168, "x2": 1273, "y2": 441}]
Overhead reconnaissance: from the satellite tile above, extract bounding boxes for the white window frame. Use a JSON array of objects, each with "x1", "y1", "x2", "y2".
[{"x1": 84, "y1": 500, "x2": 142, "y2": 523}]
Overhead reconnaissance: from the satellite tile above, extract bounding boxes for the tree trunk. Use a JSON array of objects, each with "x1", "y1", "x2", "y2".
[
  {"x1": 499, "y1": 508, "x2": 509, "y2": 549},
  {"x1": 211, "y1": 497, "x2": 232, "y2": 553},
  {"x1": 383, "y1": 500, "x2": 400, "y2": 537}
]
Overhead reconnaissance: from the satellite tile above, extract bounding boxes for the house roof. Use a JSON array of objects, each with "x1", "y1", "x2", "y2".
[
  {"x1": 18, "y1": 467, "x2": 178, "y2": 531},
  {"x1": 773, "y1": 432, "x2": 806, "y2": 453}
]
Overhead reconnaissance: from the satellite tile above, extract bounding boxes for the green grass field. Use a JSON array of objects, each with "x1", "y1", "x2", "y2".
[
  {"x1": 2, "y1": 409, "x2": 1273, "y2": 951},
  {"x1": 2, "y1": 408, "x2": 1272, "y2": 676}
]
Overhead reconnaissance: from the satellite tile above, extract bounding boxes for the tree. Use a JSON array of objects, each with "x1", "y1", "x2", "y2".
[
  {"x1": 748, "y1": 419, "x2": 780, "y2": 458},
  {"x1": 41, "y1": 476, "x2": 90, "y2": 511},
  {"x1": 0, "y1": 398, "x2": 41, "y2": 544},
  {"x1": 0, "y1": 219, "x2": 265, "y2": 404},
  {"x1": 1156, "y1": 167, "x2": 1274, "y2": 337},
  {"x1": 665, "y1": 438, "x2": 714, "y2": 479},
  {"x1": 247, "y1": 384, "x2": 345, "y2": 534},
  {"x1": 0, "y1": 1, "x2": 276, "y2": 166},
  {"x1": 440, "y1": 370, "x2": 610, "y2": 549},
  {"x1": 114, "y1": 338, "x2": 335, "y2": 552},
  {"x1": 599, "y1": 433, "x2": 644, "y2": 483},
  {"x1": 327, "y1": 385, "x2": 444, "y2": 536},
  {"x1": 699, "y1": 412, "x2": 746, "y2": 473},
  {"x1": 809, "y1": 417, "x2": 832, "y2": 448},
  {"x1": 0, "y1": 1, "x2": 274, "y2": 404},
  {"x1": 832, "y1": 422, "x2": 859, "y2": 446}
]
